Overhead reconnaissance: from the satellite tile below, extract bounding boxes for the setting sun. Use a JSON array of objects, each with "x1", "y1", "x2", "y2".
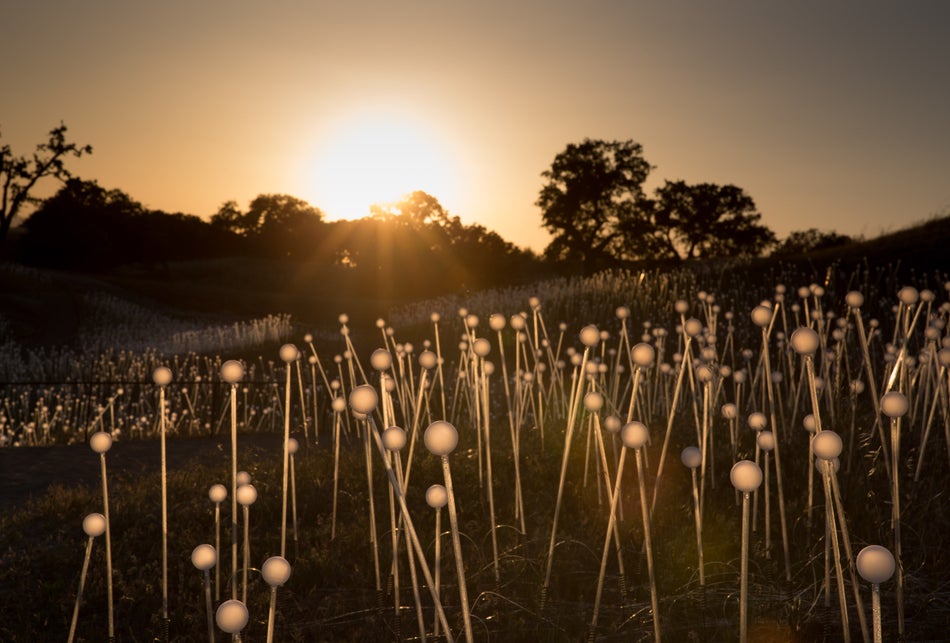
[{"x1": 304, "y1": 111, "x2": 464, "y2": 221}]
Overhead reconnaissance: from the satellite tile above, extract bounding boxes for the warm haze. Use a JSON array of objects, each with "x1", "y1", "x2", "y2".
[{"x1": 2, "y1": 0, "x2": 948, "y2": 252}]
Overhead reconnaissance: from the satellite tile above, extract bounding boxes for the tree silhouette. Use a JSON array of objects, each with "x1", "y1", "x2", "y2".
[
  {"x1": 646, "y1": 180, "x2": 776, "y2": 260},
  {"x1": 537, "y1": 139, "x2": 652, "y2": 269},
  {"x1": 211, "y1": 194, "x2": 324, "y2": 258},
  {"x1": 0, "y1": 122, "x2": 92, "y2": 252},
  {"x1": 772, "y1": 228, "x2": 852, "y2": 256}
]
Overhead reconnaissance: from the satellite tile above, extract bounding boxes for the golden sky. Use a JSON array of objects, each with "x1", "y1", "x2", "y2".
[{"x1": 3, "y1": 1, "x2": 948, "y2": 252}]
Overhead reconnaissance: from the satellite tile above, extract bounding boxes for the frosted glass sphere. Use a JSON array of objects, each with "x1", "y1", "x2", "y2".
[
  {"x1": 850, "y1": 380, "x2": 866, "y2": 394},
  {"x1": 579, "y1": 325, "x2": 600, "y2": 347},
  {"x1": 221, "y1": 360, "x2": 245, "y2": 384},
  {"x1": 856, "y1": 545, "x2": 896, "y2": 584},
  {"x1": 696, "y1": 365, "x2": 714, "y2": 383},
  {"x1": 510, "y1": 314, "x2": 526, "y2": 330},
  {"x1": 382, "y1": 426, "x2": 407, "y2": 452},
  {"x1": 426, "y1": 484, "x2": 448, "y2": 509},
  {"x1": 236, "y1": 484, "x2": 257, "y2": 506},
  {"x1": 721, "y1": 403, "x2": 737, "y2": 420},
  {"x1": 802, "y1": 414, "x2": 817, "y2": 433},
  {"x1": 603, "y1": 415, "x2": 622, "y2": 434},
  {"x1": 430, "y1": 312, "x2": 441, "y2": 323},
  {"x1": 757, "y1": 430, "x2": 775, "y2": 452},
  {"x1": 236, "y1": 471, "x2": 251, "y2": 486},
  {"x1": 616, "y1": 306, "x2": 630, "y2": 319},
  {"x1": 939, "y1": 348, "x2": 950, "y2": 368},
  {"x1": 209, "y1": 483, "x2": 227, "y2": 503},
  {"x1": 466, "y1": 314, "x2": 479, "y2": 329},
  {"x1": 812, "y1": 430, "x2": 843, "y2": 460},
  {"x1": 680, "y1": 446, "x2": 701, "y2": 469},
  {"x1": 751, "y1": 305, "x2": 772, "y2": 328},
  {"x1": 684, "y1": 318, "x2": 703, "y2": 337},
  {"x1": 881, "y1": 391, "x2": 909, "y2": 418},
  {"x1": 632, "y1": 342, "x2": 656, "y2": 368},
  {"x1": 845, "y1": 291, "x2": 864, "y2": 308},
  {"x1": 424, "y1": 420, "x2": 459, "y2": 456},
  {"x1": 370, "y1": 348, "x2": 392, "y2": 372},
  {"x1": 584, "y1": 391, "x2": 604, "y2": 413},
  {"x1": 748, "y1": 412, "x2": 767, "y2": 431},
  {"x1": 473, "y1": 338, "x2": 491, "y2": 358},
  {"x1": 90, "y1": 431, "x2": 112, "y2": 454},
  {"x1": 279, "y1": 343, "x2": 298, "y2": 363},
  {"x1": 331, "y1": 397, "x2": 347, "y2": 413},
  {"x1": 349, "y1": 385, "x2": 379, "y2": 414},
  {"x1": 288, "y1": 438, "x2": 299, "y2": 455},
  {"x1": 897, "y1": 286, "x2": 919, "y2": 306},
  {"x1": 730, "y1": 460, "x2": 763, "y2": 492},
  {"x1": 216, "y1": 599, "x2": 249, "y2": 634},
  {"x1": 733, "y1": 370, "x2": 747, "y2": 384},
  {"x1": 338, "y1": 314, "x2": 349, "y2": 325},
  {"x1": 191, "y1": 544, "x2": 216, "y2": 571},
  {"x1": 790, "y1": 327, "x2": 820, "y2": 355},
  {"x1": 674, "y1": 299, "x2": 689, "y2": 314},
  {"x1": 152, "y1": 367, "x2": 172, "y2": 387},
  {"x1": 83, "y1": 513, "x2": 107, "y2": 538},
  {"x1": 419, "y1": 350, "x2": 438, "y2": 370},
  {"x1": 621, "y1": 421, "x2": 649, "y2": 449},
  {"x1": 262, "y1": 556, "x2": 292, "y2": 587}
]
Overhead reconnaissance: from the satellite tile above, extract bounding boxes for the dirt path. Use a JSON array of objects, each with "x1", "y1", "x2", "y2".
[{"x1": 0, "y1": 433, "x2": 283, "y2": 512}]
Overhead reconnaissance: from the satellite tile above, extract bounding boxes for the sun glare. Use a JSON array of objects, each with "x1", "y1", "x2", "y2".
[{"x1": 305, "y1": 113, "x2": 462, "y2": 221}]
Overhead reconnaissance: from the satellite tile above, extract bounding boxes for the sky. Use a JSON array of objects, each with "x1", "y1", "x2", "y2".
[{"x1": 2, "y1": 0, "x2": 948, "y2": 253}]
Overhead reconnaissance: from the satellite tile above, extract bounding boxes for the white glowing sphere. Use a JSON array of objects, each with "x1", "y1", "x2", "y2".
[
  {"x1": 632, "y1": 343, "x2": 655, "y2": 368},
  {"x1": 601, "y1": 415, "x2": 620, "y2": 434},
  {"x1": 304, "y1": 332, "x2": 314, "y2": 343},
  {"x1": 262, "y1": 555, "x2": 292, "y2": 587},
  {"x1": 489, "y1": 314, "x2": 506, "y2": 331},
  {"x1": 83, "y1": 513, "x2": 107, "y2": 538},
  {"x1": 288, "y1": 438, "x2": 299, "y2": 455},
  {"x1": 696, "y1": 364, "x2": 714, "y2": 383},
  {"x1": 419, "y1": 350, "x2": 438, "y2": 370},
  {"x1": 510, "y1": 314, "x2": 526, "y2": 330},
  {"x1": 897, "y1": 286, "x2": 919, "y2": 306},
  {"x1": 845, "y1": 291, "x2": 864, "y2": 308},
  {"x1": 216, "y1": 599, "x2": 249, "y2": 634},
  {"x1": 236, "y1": 470, "x2": 251, "y2": 486},
  {"x1": 683, "y1": 318, "x2": 703, "y2": 337},
  {"x1": 616, "y1": 306, "x2": 630, "y2": 319},
  {"x1": 756, "y1": 430, "x2": 775, "y2": 452},
  {"x1": 733, "y1": 370, "x2": 747, "y2": 384},
  {"x1": 751, "y1": 305, "x2": 772, "y2": 328},
  {"x1": 748, "y1": 412, "x2": 767, "y2": 431},
  {"x1": 473, "y1": 338, "x2": 491, "y2": 358},
  {"x1": 802, "y1": 414, "x2": 817, "y2": 433},
  {"x1": 331, "y1": 397, "x2": 347, "y2": 413},
  {"x1": 90, "y1": 431, "x2": 112, "y2": 454},
  {"x1": 279, "y1": 343, "x2": 298, "y2": 363},
  {"x1": 349, "y1": 385, "x2": 379, "y2": 414},
  {"x1": 152, "y1": 366, "x2": 173, "y2": 387},
  {"x1": 430, "y1": 312, "x2": 441, "y2": 323},
  {"x1": 730, "y1": 460, "x2": 763, "y2": 492},
  {"x1": 881, "y1": 391, "x2": 909, "y2": 418},
  {"x1": 209, "y1": 483, "x2": 227, "y2": 504},
  {"x1": 370, "y1": 348, "x2": 392, "y2": 372},
  {"x1": 466, "y1": 314, "x2": 479, "y2": 329},
  {"x1": 856, "y1": 545, "x2": 896, "y2": 584},
  {"x1": 191, "y1": 544, "x2": 217, "y2": 571},
  {"x1": 424, "y1": 420, "x2": 459, "y2": 456},
  {"x1": 382, "y1": 426, "x2": 407, "y2": 452},
  {"x1": 721, "y1": 403, "x2": 737, "y2": 420},
  {"x1": 426, "y1": 484, "x2": 448, "y2": 509},
  {"x1": 674, "y1": 299, "x2": 689, "y2": 314},
  {"x1": 338, "y1": 313, "x2": 349, "y2": 325},
  {"x1": 812, "y1": 430, "x2": 843, "y2": 460},
  {"x1": 221, "y1": 360, "x2": 245, "y2": 384},
  {"x1": 579, "y1": 325, "x2": 600, "y2": 347},
  {"x1": 680, "y1": 446, "x2": 701, "y2": 469},
  {"x1": 584, "y1": 391, "x2": 604, "y2": 413},
  {"x1": 621, "y1": 421, "x2": 649, "y2": 449},
  {"x1": 236, "y1": 484, "x2": 257, "y2": 506},
  {"x1": 790, "y1": 327, "x2": 820, "y2": 355}
]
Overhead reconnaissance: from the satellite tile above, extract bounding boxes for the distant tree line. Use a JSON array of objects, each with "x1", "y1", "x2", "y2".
[{"x1": 4, "y1": 125, "x2": 855, "y2": 290}]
